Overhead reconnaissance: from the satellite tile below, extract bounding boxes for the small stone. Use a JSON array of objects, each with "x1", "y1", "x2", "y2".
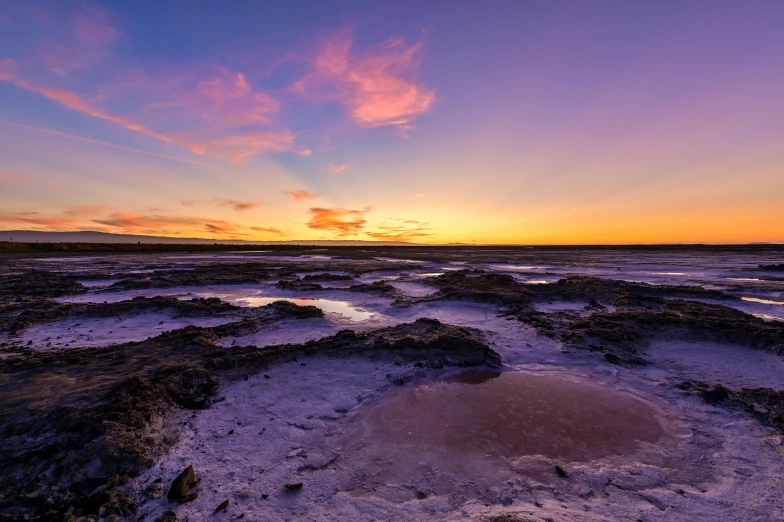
[
  {"x1": 286, "y1": 448, "x2": 305, "y2": 458},
  {"x1": 214, "y1": 499, "x2": 230, "y2": 513},
  {"x1": 283, "y1": 482, "x2": 303, "y2": 491},
  {"x1": 167, "y1": 465, "x2": 198, "y2": 502},
  {"x1": 555, "y1": 465, "x2": 569, "y2": 478}
]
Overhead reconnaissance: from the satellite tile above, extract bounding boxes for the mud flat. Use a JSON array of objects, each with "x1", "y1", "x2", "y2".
[{"x1": 1, "y1": 246, "x2": 784, "y2": 521}]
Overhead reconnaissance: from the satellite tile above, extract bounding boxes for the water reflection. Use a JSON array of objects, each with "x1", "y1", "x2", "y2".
[
  {"x1": 742, "y1": 297, "x2": 784, "y2": 305},
  {"x1": 236, "y1": 296, "x2": 373, "y2": 321}
]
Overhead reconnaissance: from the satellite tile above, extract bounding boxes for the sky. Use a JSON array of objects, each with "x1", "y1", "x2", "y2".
[{"x1": 1, "y1": 0, "x2": 783, "y2": 245}]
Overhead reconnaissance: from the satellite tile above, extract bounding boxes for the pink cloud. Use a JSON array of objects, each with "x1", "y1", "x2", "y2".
[
  {"x1": 0, "y1": 213, "x2": 77, "y2": 228},
  {"x1": 306, "y1": 206, "x2": 371, "y2": 236},
  {"x1": 5, "y1": 76, "x2": 175, "y2": 143},
  {"x1": 328, "y1": 162, "x2": 349, "y2": 173},
  {"x1": 0, "y1": 205, "x2": 259, "y2": 238},
  {"x1": 296, "y1": 32, "x2": 435, "y2": 128},
  {"x1": 197, "y1": 131, "x2": 304, "y2": 164},
  {"x1": 93, "y1": 213, "x2": 243, "y2": 235},
  {"x1": 284, "y1": 190, "x2": 319, "y2": 201},
  {"x1": 142, "y1": 67, "x2": 280, "y2": 128},
  {"x1": 1, "y1": 6, "x2": 305, "y2": 165},
  {"x1": 1, "y1": 75, "x2": 303, "y2": 164}
]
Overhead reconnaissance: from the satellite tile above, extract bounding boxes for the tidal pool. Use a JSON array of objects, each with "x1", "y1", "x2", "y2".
[{"x1": 356, "y1": 370, "x2": 665, "y2": 462}]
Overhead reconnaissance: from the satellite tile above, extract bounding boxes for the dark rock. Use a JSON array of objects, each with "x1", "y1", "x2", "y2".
[
  {"x1": 167, "y1": 466, "x2": 198, "y2": 503},
  {"x1": 347, "y1": 281, "x2": 399, "y2": 295},
  {"x1": 275, "y1": 280, "x2": 323, "y2": 291},
  {"x1": 283, "y1": 483, "x2": 303, "y2": 491},
  {"x1": 555, "y1": 465, "x2": 569, "y2": 478},
  {"x1": 701, "y1": 385, "x2": 731, "y2": 404},
  {"x1": 262, "y1": 300, "x2": 324, "y2": 319},
  {"x1": 155, "y1": 510, "x2": 179, "y2": 522},
  {"x1": 302, "y1": 273, "x2": 354, "y2": 282}
]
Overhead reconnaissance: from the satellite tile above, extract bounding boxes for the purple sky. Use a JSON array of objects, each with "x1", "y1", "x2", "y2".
[{"x1": 1, "y1": 1, "x2": 783, "y2": 243}]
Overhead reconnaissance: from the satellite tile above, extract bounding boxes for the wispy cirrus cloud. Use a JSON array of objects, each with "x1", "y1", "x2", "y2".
[
  {"x1": 406, "y1": 193, "x2": 427, "y2": 200},
  {"x1": 1, "y1": 69, "x2": 303, "y2": 164},
  {"x1": 306, "y1": 206, "x2": 371, "y2": 236},
  {"x1": 295, "y1": 31, "x2": 435, "y2": 129},
  {"x1": 194, "y1": 130, "x2": 309, "y2": 164},
  {"x1": 143, "y1": 68, "x2": 280, "y2": 128},
  {"x1": 284, "y1": 190, "x2": 319, "y2": 201},
  {"x1": 93, "y1": 213, "x2": 243, "y2": 235},
  {"x1": 181, "y1": 198, "x2": 259, "y2": 212},
  {"x1": 1, "y1": 5, "x2": 306, "y2": 165},
  {"x1": 0, "y1": 212, "x2": 77, "y2": 228},
  {"x1": 250, "y1": 226, "x2": 284, "y2": 235},
  {"x1": 327, "y1": 162, "x2": 349, "y2": 173},
  {"x1": 0, "y1": 118, "x2": 215, "y2": 165},
  {"x1": 0, "y1": 205, "x2": 262, "y2": 239}
]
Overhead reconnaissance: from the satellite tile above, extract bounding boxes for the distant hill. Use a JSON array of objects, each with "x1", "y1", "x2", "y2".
[{"x1": 0, "y1": 230, "x2": 415, "y2": 246}]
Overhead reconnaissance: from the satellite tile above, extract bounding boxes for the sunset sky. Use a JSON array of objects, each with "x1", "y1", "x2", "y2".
[{"x1": 1, "y1": 1, "x2": 783, "y2": 244}]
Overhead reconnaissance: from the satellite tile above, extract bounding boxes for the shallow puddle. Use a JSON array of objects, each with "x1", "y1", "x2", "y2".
[
  {"x1": 59, "y1": 287, "x2": 374, "y2": 321},
  {"x1": 741, "y1": 296, "x2": 784, "y2": 305},
  {"x1": 235, "y1": 296, "x2": 373, "y2": 321},
  {"x1": 357, "y1": 370, "x2": 665, "y2": 462}
]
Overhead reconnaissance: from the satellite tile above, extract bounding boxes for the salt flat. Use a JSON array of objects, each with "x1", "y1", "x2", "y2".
[{"x1": 1, "y1": 245, "x2": 783, "y2": 521}]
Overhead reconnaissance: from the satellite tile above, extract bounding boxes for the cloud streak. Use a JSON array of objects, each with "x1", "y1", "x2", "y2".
[
  {"x1": 306, "y1": 206, "x2": 370, "y2": 236},
  {"x1": 284, "y1": 190, "x2": 319, "y2": 201},
  {"x1": 0, "y1": 207, "x2": 255, "y2": 239},
  {"x1": 93, "y1": 213, "x2": 243, "y2": 235},
  {"x1": 250, "y1": 226, "x2": 284, "y2": 235},
  {"x1": 0, "y1": 118, "x2": 215, "y2": 165},
  {"x1": 0, "y1": 213, "x2": 77, "y2": 228},
  {"x1": 364, "y1": 219, "x2": 431, "y2": 242},
  {"x1": 327, "y1": 162, "x2": 350, "y2": 174},
  {"x1": 1, "y1": 73, "x2": 302, "y2": 164},
  {"x1": 181, "y1": 199, "x2": 259, "y2": 211},
  {"x1": 1, "y1": 6, "x2": 306, "y2": 165}
]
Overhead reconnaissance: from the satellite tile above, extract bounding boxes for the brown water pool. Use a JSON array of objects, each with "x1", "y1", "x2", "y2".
[{"x1": 360, "y1": 370, "x2": 665, "y2": 462}]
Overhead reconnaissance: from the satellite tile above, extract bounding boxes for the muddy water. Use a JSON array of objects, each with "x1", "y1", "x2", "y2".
[{"x1": 360, "y1": 370, "x2": 665, "y2": 462}]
